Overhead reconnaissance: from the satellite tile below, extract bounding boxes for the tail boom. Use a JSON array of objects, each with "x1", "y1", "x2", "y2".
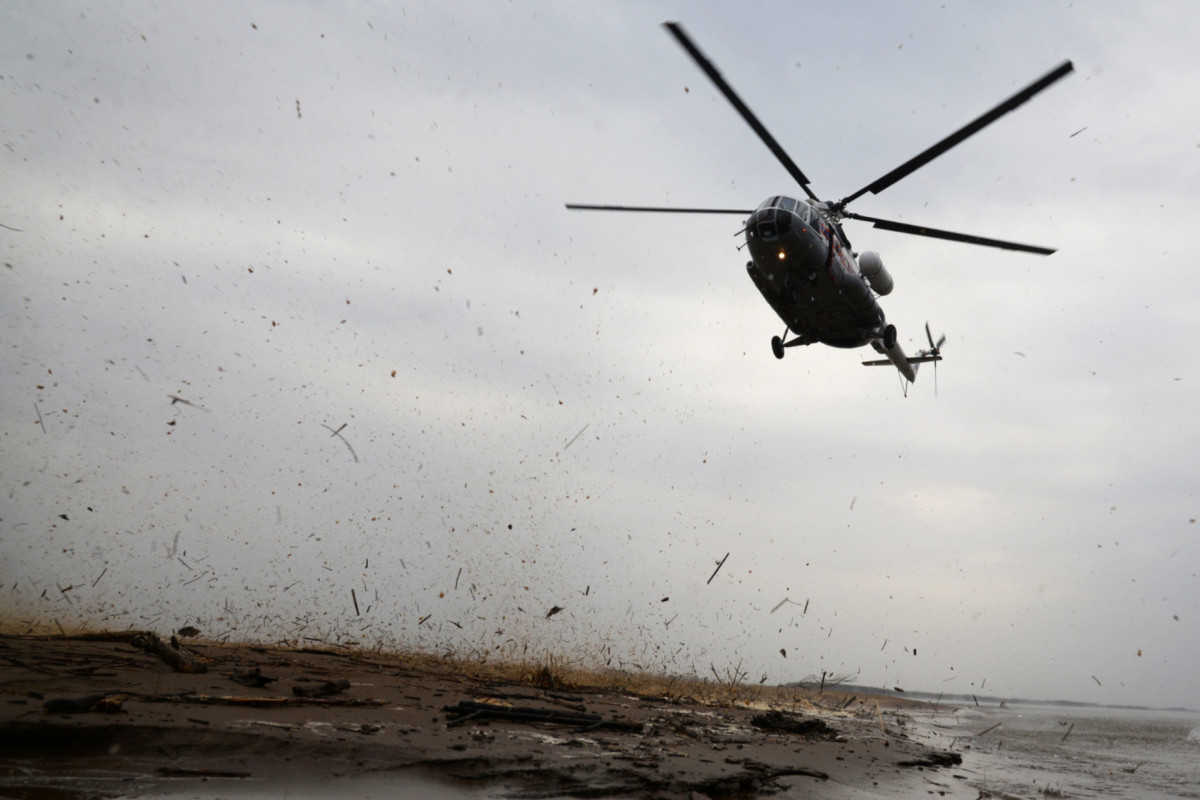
[{"x1": 862, "y1": 343, "x2": 941, "y2": 383}]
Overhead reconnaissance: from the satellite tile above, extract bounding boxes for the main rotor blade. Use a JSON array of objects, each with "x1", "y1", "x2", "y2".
[
  {"x1": 566, "y1": 203, "x2": 752, "y2": 215},
  {"x1": 844, "y1": 212, "x2": 1056, "y2": 255},
  {"x1": 663, "y1": 22, "x2": 819, "y2": 201},
  {"x1": 836, "y1": 60, "x2": 1074, "y2": 209}
]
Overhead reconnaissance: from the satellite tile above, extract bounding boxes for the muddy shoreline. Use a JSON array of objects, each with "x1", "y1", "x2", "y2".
[{"x1": 1, "y1": 632, "x2": 982, "y2": 798}]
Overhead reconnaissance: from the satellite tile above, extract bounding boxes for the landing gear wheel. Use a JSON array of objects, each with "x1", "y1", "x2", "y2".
[
  {"x1": 883, "y1": 324, "x2": 897, "y2": 350},
  {"x1": 771, "y1": 336, "x2": 785, "y2": 360}
]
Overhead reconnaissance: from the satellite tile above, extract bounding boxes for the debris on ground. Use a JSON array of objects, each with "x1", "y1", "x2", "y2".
[
  {"x1": 444, "y1": 699, "x2": 643, "y2": 733},
  {"x1": 229, "y1": 667, "x2": 276, "y2": 688},
  {"x1": 292, "y1": 679, "x2": 350, "y2": 697},
  {"x1": 750, "y1": 710, "x2": 839, "y2": 739},
  {"x1": 130, "y1": 631, "x2": 207, "y2": 674},
  {"x1": 895, "y1": 751, "x2": 963, "y2": 768}
]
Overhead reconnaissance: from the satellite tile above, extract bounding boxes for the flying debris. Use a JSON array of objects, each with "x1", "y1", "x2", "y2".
[
  {"x1": 320, "y1": 422, "x2": 358, "y2": 462},
  {"x1": 707, "y1": 552, "x2": 730, "y2": 584},
  {"x1": 169, "y1": 395, "x2": 209, "y2": 411}
]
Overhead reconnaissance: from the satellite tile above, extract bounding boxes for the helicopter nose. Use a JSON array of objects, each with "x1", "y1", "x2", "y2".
[{"x1": 748, "y1": 207, "x2": 782, "y2": 240}]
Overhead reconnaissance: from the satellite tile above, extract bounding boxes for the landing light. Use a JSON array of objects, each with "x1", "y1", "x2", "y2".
[{"x1": 777, "y1": 250, "x2": 786, "y2": 260}]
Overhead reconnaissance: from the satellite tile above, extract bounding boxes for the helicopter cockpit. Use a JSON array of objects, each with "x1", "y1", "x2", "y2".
[{"x1": 748, "y1": 195, "x2": 816, "y2": 241}]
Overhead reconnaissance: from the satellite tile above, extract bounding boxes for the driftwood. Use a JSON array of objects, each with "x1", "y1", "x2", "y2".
[
  {"x1": 43, "y1": 690, "x2": 385, "y2": 713},
  {"x1": 43, "y1": 693, "x2": 129, "y2": 714},
  {"x1": 896, "y1": 751, "x2": 963, "y2": 768},
  {"x1": 750, "y1": 710, "x2": 838, "y2": 740},
  {"x1": 142, "y1": 692, "x2": 382, "y2": 708},
  {"x1": 292, "y1": 679, "x2": 350, "y2": 697},
  {"x1": 697, "y1": 760, "x2": 830, "y2": 793},
  {"x1": 130, "y1": 632, "x2": 207, "y2": 674},
  {"x1": 444, "y1": 700, "x2": 643, "y2": 733},
  {"x1": 228, "y1": 667, "x2": 276, "y2": 688},
  {"x1": 474, "y1": 690, "x2": 588, "y2": 713},
  {"x1": 156, "y1": 767, "x2": 250, "y2": 779},
  {"x1": 32, "y1": 630, "x2": 147, "y2": 643}
]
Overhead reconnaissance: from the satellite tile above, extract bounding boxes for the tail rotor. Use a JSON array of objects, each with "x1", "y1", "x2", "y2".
[{"x1": 924, "y1": 322, "x2": 947, "y2": 394}]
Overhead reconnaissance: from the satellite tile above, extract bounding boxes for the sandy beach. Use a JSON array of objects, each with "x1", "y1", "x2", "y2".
[{"x1": 0, "y1": 630, "x2": 990, "y2": 799}]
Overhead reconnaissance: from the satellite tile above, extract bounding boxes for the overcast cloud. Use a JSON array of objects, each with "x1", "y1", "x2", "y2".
[{"x1": 2, "y1": 1, "x2": 1198, "y2": 708}]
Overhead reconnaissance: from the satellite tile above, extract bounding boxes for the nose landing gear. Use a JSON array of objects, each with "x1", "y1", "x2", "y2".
[{"x1": 770, "y1": 327, "x2": 812, "y2": 359}]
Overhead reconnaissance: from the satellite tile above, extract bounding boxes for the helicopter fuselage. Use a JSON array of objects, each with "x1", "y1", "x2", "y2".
[{"x1": 744, "y1": 195, "x2": 889, "y2": 349}]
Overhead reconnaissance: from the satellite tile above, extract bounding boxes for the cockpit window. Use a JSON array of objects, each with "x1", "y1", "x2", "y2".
[
  {"x1": 775, "y1": 207, "x2": 791, "y2": 235},
  {"x1": 778, "y1": 196, "x2": 796, "y2": 214}
]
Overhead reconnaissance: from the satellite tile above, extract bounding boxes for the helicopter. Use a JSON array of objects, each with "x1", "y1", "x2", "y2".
[{"x1": 567, "y1": 22, "x2": 1072, "y2": 385}]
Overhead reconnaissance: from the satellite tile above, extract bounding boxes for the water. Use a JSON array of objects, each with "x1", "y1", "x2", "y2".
[{"x1": 953, "y1": 703, "x2": 1200, "y2": 799}]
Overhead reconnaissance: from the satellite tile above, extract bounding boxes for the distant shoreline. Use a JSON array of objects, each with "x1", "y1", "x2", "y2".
[{"x1": 820, "y1": 683, "x2": 1196, "y2": 714}]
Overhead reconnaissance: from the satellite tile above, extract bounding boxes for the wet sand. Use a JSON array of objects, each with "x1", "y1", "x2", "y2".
[{"x1": 1, "y1": 632, "x2": 983, "y2": 798}]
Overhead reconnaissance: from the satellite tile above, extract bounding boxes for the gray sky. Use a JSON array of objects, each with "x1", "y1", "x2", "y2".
[{"x1": 3, "y1": 1, "x2": 1198, "y2": 708}]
